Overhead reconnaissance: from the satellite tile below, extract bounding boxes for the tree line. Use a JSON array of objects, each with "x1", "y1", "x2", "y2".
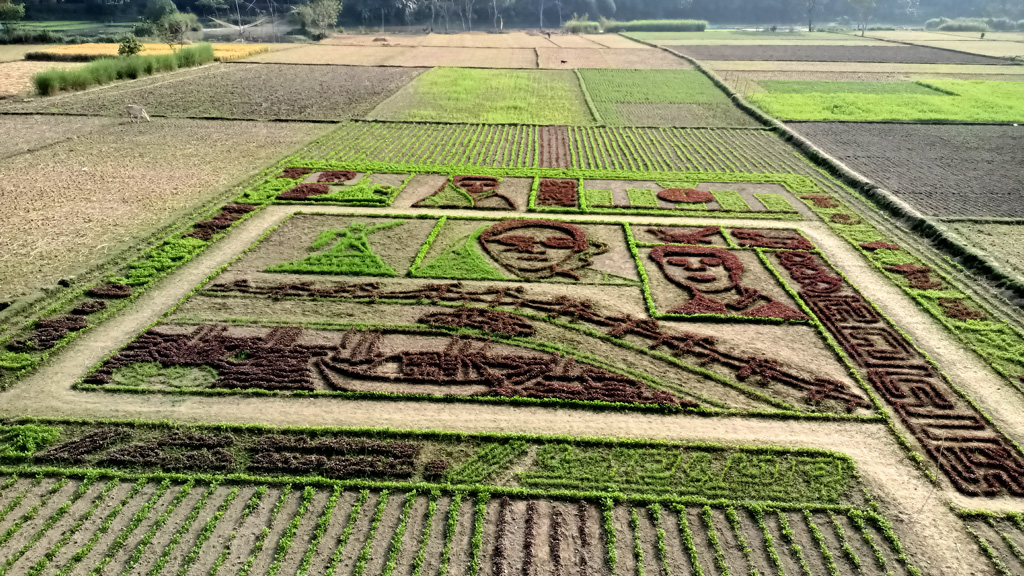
[{"x1": 8, "y1": 0, "x2": 1024, "y2": 30}]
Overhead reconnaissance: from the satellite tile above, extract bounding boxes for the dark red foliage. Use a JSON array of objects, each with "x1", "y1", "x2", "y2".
[
  {"x1": 523, "y1": 501, "x2": 538, "y2": 576},
  {"x1": 36, "y1": 428, "x2": 130, "y2": 463},
  {"x1": 779, "y1": 248, "x2": 1024, "y2": 497},
  {"x1": 185, "y1": 203, "x2": 256, "y2": 241},
  {"x1": 801, "y1": 194, "x2": 840, "y2": 208},
  {"x1": 657, "y1": 188, "x2": 714, "y2": 203},
  {"x1": 163, "y1": 448, "x2": 233, "y2": 472},
  {"x1": 550, "y1": 508, "x2": 565, "y2": 576},
  {"x1": 493, "y1": 497, "x2": 511, "y2": 576},
  {"x1": 9, "y1": 315, "x2": 88, "y2": 351},
  {"x1": 159, "y1": 431, "x2": 235, "y2": 448},
  {"x1": 829, "y1": 213, "x2": 861, "y2": 226},
  {"x1": 278, "y1": 183, "x2": 330, "y2": 201},
  {"x1": 85, "y1": 325, "x2": 324, "y2": 392},
  {"x1": 317, "y1": 170, "x2": 358, "y2": 183},
  {"x1": 86, "y1": 283, "x2": 132, "y2": 299},
  {"x1": 323, "y1": 455, "x2": 414, "y2": 479},
  {"x1": 248, "y1": 451, "x2": 327, "y2": 474},
  {"x1": 209, "y1": 279, "x2": 869, "y2": 411},
  {"x1": 536, "y1": 179, "x2": 577, "y2": 207},
  {"x1": 647, "y1": 226, "x2": 722, "y2": 245},
  {"x1": 938, "y1": 298, "x2": 987, "y2": 321},
  {"x1": 732, "y1": 229, "x2": 814, "y2": 251},
  {"x1": 860, "y1": 241, "x2": 901, "y2": 251},
  {"x1": 418, "y1": 308, "x2": 535, "y2": 337},
  {"x1": 886, "y1": 263, "x2": 944, "y2": 290},
  {"x1": 423, "y1": 458, "x2": 449, "y2": 481},
  {"x1": 278, "y1": 167, "x2": 312, "y2": 179},
  {"x1": 101, "y1": 443, "x2": 165, "y2": 467},
  {"x1": 71, "y1": 300, "x2": 107, "y2": 316},
  {"x1": 253, "y1": 434, "x2": 420, "y2": 459}
]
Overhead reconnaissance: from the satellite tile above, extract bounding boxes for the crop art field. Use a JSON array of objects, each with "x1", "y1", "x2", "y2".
[{"x1": 3, "y1": 30, "x2": 1024, "y2": 576}]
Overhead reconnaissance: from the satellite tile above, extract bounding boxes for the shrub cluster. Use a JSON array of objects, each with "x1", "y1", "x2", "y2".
[
  {"x1": 924, "y1": 16, "x2": 1019, "y2": 32},
  {"x1": 602, "y1": 19, "x2": 708, "y2": 32},
  {"x1": 32, "y1": 43, "x2": 214, "y2": 96},
  {"x1": 562, "y1": 17, "x2": 601, "y2": 34}
]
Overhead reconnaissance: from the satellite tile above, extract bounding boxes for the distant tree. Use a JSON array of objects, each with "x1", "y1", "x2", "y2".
[
  {"x1": 489, "y1": 0, "x2": 511, "y2": 29},
  {"x1": 157, "y1": 11, "x2": 197, "y2": 49},
  {"x1": 145, "y1": 0, "x2": 179, "y2": 22},
  {"x1": 848, "y1": 0, "x2": 875, "y2": 34},
  {"x1": 195, "y1": 0, "x2": 227, "y2": 17},
  {"x1": 461, "y1": 0, "x2": 477, "y2": 29},
  {"x1": 803, "y1": 0, "x2": 817, "y2": 31},
  {"x1": 0, "y1": 0, "x2": 26, "y2": 34},
  {"x1": 293, "y1": 0, "x2": 341, "y2": 36},
  {"x1": 118, "y1": 34, "x2": 143, "y2": 55}
]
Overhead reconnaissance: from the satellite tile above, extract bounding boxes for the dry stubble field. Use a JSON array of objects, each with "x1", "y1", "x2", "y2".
[{"x1": 1, "y1": 30, "x2": 1024, "y2": 576}]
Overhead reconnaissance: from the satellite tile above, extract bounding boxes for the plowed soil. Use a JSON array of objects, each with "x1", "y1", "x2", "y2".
[
  {"x1": 669, "y1": 44, "x2": 1006, "y2": 64},
  {"x1": 791, "y1": 122, "x2": 1024, "y2": 218}
]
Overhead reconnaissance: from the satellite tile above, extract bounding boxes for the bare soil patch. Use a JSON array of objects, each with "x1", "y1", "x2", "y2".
[
  {"x1": 914, "y1": 39, "x2": 1024, "y2": 59},
  {"x1": 790, "y1": 122, "x2": 1024, "y2": 218},
  {"x1": 0, "y1": 118, "x2": 329, "y2": 300},
  {"x1": 707, "y1": 60, "x2": 1024, "y2": 74},
  {"x1": 4, "y1": 63, "x2": 425, "y2": 120},
  {"x1": 0, "y1": 60, "x2": 85, "y2": 98},
  {"x1": 0, "y1": 44, "x2": 50, "y2": 62},
  {"x1": 536, "y1": 47, "x2": 690, "y2": 69},
  {"x1": 950, "y1": 222, "x2": 1024, "y2": 278},
  {"x1": 668, "y1": 44, "x2": 1007, "y2": 64},
  {"x1": 243, "y1": 45, "x2": 539, "y2": 68},
  {"x1": 0, "y1": 114, "x2": 119, "y2": 159}
]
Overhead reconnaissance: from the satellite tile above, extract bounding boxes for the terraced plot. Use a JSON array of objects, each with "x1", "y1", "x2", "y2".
[{"x1": 668, "y1": 44, "x2": 1007, "y2": 64}]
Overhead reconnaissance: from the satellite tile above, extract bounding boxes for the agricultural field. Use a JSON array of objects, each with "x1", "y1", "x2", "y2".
[
  {"x1": 3, "y1": 29, "x2": 1024, "y2": 576},
  {"x1": 667, "y1": 43, "x2": 1007, "y2": 64},
  {"x1": 3, "y1": 64, "x2": 426, "y2": 121}
]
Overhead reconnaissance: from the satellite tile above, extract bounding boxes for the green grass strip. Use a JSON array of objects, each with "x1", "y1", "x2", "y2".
[
  {"x1": 0, "y1": 477, "x2": 69, "y2": 550},
  {"x1": 468, "y1": 493, "x2": 488, "y2": 576},
  {"x1": 0, "y1": 475, "x2": 94, "y2": 574},
  {"x1": 110, "y1": 480, "x2": 196, "y2": 576},
  {"x1": 238, "y1": 484, "x2": 291, "y2": 576},
  {"x1": 55, "y1": 478, "x2": 162, "y2": 576},
  {"x1": 27, "y1": 478, "x2": 120, "y2": 576},
  {"x1": 353, "y1": 490, "x2": 390, "y2": 576},
  {"x1": 266, "y1": 485, "x2": 315, "y2": 576},
  {"x1": 175, "y1": 486, "x2": 239, "y2": 576},
  {"x1": 753, "y1": 192, "x2": 797, "y2": 212},
  {"x1": 710, "y1": 189, "x2": 750, "y2": 211},
  {"x1": 147, "y1": 482, "x2": 219, "y2": 576},
  {"x1": 702, "y1": 505, "x2": 731, "y2": 576},
  {"x1": 725, "y1": 507, "x2": 761, "y2": 576},
  {"x1": 627, "y1": 188, "x2": 659, "y2": 207},
  {"x1": 296, "y1": 485, "x2": 342, "y2": 576},
  {"x1": 383, "y1": 491, "x2": 418, "y2": 576},
  {"x1": 602, "y1": 498, "x2": 617, "y2": 574},
  {"x1": 673, "y1": 505, "x2": 704, "y2": 576},
  {"x1": 437, "y1": 493, "x2": 464, "y2": 576},
  {"x1": 776, "y1": 511, "x2": 813, "y2": 576},
  {"x1": 630, "y1": 507, "x2": 646, "y2": 576},
  {"x1": 209, "y1": 486, "x2": 267, "y2": 576},
  {"x1": 827, "y1": 511, "x2": 860, "y2": 571},
  {"x1": 648, "y1": 504, "x2": 672, "y2": 576},
  {"x1": 325, "y1": 489, "x2": 370, "y2": 576},
  {"x1": 0, "y1": 476, "x2": 38, "y2": 526},
  {"x1": 803, "y1": 510, "x2": 838, "y2": 576},
  {"x1": 411, "y1": 492, "x2": 439, "y2": 576}
]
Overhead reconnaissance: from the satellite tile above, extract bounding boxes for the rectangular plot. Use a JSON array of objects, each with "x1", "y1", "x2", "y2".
[{"x1": 669, "y1": 44, "x2": 1006, "y2": 64}]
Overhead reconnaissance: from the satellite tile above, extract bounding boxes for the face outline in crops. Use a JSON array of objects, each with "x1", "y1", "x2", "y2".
[
  {"x1": 480, "y1": 219, "x2": 605, "y2": 280},
  {"x1": 650, "y1": 245, "x2": 743, "y2": 295}
]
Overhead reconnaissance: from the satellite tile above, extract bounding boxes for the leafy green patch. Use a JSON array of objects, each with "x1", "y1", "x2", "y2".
[
  {"x1": 0, "y1": 425, "x2": 61, "y2": 460},
  {"x1": 110, "y1": 363, "x2": 218, "y2": 389},
  {"x1": 759, "y1": 80, "x2": 943, "y2": 95},
  {"x1": 267, "y1": 221, "x2": 404, "y2": 277}
]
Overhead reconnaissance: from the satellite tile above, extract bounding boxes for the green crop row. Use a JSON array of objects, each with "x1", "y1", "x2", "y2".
[
  {"x1": 324, "y1": 489, "x2": 369, "y2": 576},
  {"x1": 114, "y1": 480, "x2": 196, "y2": 576},
  {"x1": 26, "y1": 477, "x2": 119, "y2": 576},
  {"x1": 210, "y1": 485, "x2": 267, "y2": 576},
  {"x1": 297, "y1": 485, "x2": 342, "y2": 576}
]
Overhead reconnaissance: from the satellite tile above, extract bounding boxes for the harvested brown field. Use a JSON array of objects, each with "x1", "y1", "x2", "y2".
[
  {"x1": 0, "y1": 60, "x2": 85, "y2": 98},
  {"x1": 3, "y1": 63, "x2": 425, "y2": 120},
  {"x1": 706, "y1": 60, "x2": 1024, "y2": 74},
  {"x1": 0, "y1": 44, "x2": 49, "y2": 62},
  {"x1": 717, "y1": 69, "x2": 1024, "y2": 84},
  {"x1": 0, "y1": 118, "x2": 329, "y2": 299},
  {"x1": 667, "y1": 44, "x2": 1008, "y2": 64},
  {"x1": 0, "y1": 114, "x2": 118, "y2": 159},
  {"x1": 546, "y1": 34, "x2": 606, "y2": 48},
  {"x1": 579, "y1": 34, "x2": 651, "y2": 49},
  {"x1": 913, "y1": 40, "x2": 1024, "y2": 59},
  {"x1": 950, "y1": 222, "x2": 1024, "y2": 278},
  {"x1": 320, "y1": 31, "x2": 555, "y2": 48},
  {"x1": 536, "y1": 47, "x2": 690, "y2": 69},
  {"x1": 241, "y1": 44, "x2": 539, "y2": 68},
  {"x1": 790, "y1": 122, "x2": 1024, "y2": 218}
]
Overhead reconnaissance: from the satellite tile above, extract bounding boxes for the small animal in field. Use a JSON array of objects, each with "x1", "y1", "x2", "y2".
[
  {"x1": 125, "y1": 104, "x2": 150, "y2": 123},
  {"x1": 560, "y1": 59, "x2": 567, "y2": 64}
]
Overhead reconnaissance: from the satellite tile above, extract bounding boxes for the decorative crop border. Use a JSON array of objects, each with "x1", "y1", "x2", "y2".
[
  {"x1": 0, "y1": 417, "x2": 864, "y2": 507},
  {"x1": 70, "y1": 210, "x2": 883, "y2": 419}
]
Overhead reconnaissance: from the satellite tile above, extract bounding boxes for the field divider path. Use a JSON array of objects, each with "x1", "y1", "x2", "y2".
[{"x1": 632, "y1": 35, "x2": 1024, "y2": 314}]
